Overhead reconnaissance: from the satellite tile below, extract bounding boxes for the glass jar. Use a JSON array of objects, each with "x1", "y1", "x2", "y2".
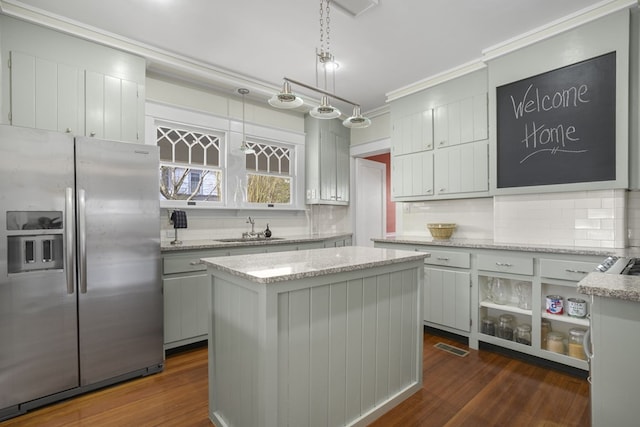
[
  {"x1": 491, "y1": 278, "x2": 510, "y2": 305},
  {"x1": 540, "y1": 319, "x2": 551, "y2": 348},
  {"x1": 497, "y1": 314, "x2": 515, "y2": 340},
  {"x1": 515, "y1": 324, "x2": 532, "y2": 346},
  {"x1": 546, "y1": 331, "x2": 565, "y2": 354},
  {"x1": 514, "y1": 281, "x2": 532, "y2": 310},
  {"x1": 481, "y1": 317, "x2": 496, "y2": 336},
  {"x1": 568, "y1": 328, "x2": 587, "y2": 360}
]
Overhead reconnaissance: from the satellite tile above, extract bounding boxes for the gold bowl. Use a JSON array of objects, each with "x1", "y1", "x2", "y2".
[{"x1": 427, "y1": 223, "x2": 456, "y2": 240}]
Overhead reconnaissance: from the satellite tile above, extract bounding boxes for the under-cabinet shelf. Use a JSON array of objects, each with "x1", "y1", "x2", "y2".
[
  {"x1": 541, "y1": 311, "x2": 589, "y2": 327},
  {"x1": 480, "y1": 300, "x2": 532, "y2": 316}
]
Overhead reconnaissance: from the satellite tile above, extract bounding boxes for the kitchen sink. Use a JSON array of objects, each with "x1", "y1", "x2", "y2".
[{"x1": 214, "y1": 237, "x2": 285, "y2": 243}]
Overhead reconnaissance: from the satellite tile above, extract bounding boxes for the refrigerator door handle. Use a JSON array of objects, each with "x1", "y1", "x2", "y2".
[
  {"x1": 65, "y1": 187, "x2": 75, "y2": 294},
  {"x1": 78, "y1": 188, "x2": 87, "y2": 294}
]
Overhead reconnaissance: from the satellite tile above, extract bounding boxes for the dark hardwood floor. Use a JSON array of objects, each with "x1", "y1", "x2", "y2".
[{"x1": 1, "y1": 330, "x2": 589, "y2": 426}]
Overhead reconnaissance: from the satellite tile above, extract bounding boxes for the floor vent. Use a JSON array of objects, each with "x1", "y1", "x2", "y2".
[{"x1": 434, "y1": 342, "x2": 469, "y2": 357}]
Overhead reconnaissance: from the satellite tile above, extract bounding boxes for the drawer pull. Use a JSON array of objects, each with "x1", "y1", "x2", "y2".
[
  {"x1": 565, "y1": 269, "x2": 588, "y2": 274},
  {"x1": 436, "y1": 257, "x2": 450, "y2": 261},
  {"x1": 190, "y1": 260, "x2": 204, "y2": 266},
  {"x1": 495, "y1": 262, "x2": 513, "y2": 267}
]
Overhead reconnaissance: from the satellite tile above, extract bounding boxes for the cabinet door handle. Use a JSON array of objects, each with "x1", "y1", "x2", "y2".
[
  {"x1": 565, "y1": 269, "x2": 588, "y2": 274},
  {"x1": 66, "y1": 128, "x2": 72, "y2": 133},
  {"x1": 426, "y1": 188, "x2": 432, "y2": 194},
  {"x1": 439, "y1": 140, "x2": 446, "y2": 146},
  {"x1": 436, "y1": 257, "x2": 450, "y2": 261},
  {"x1": 190, "y1": 260, "x2": 204, "y2": 265},
  {"x1": 90, "y1": 131, "x2": 96, "y2": 137},
  {"x1": 495, "y1": 262, "x2": 513, "y2": 267}
]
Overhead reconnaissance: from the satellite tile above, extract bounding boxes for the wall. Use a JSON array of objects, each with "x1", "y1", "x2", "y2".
[{"x1": 350, "y1": 112, "x2": 390, "y2": 146}]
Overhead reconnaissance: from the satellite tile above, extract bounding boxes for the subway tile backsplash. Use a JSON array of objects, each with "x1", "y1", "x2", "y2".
[{"x1": 399, "y1": 189, "x2": 635, "y2": 249}]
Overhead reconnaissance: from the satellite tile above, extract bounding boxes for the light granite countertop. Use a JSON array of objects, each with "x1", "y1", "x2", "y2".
[
  {"x1": 161, "y1": 232, "x2": 352, "y2": 252},
  {"x1": 372, "y1": 236, "x2": 633, "y2": 257},
  {"x1": 201, "y1": 246, "x2": 429, "y2": 284},
  {"x1": 578, "y1": 272, "x2": 640, "y2": 303}
]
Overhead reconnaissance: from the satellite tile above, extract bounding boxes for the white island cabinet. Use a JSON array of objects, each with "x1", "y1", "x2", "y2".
[{"x1": 202, "y1": 247, "x2": 427, "y2": 427}]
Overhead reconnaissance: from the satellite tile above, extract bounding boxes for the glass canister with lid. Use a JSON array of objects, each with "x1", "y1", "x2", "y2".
[
  {"x1": 481, "y1": 317, "x2": 496, "y2": 336},
  {"x1": 515, "y1": 324, "x2": 532, "y2": 346},
  {"x1": 540, "y1": 318, "x2": 552, "y2": 348},
  {"x1": 546, "y1": 331, "x2": 566, "y2": 354},
  {"x1": 568, "y1": 328, "x2": 587, "y2": 360},
  {"x1": 497, "y1": 314, "x2": 515, "y2": 340}
]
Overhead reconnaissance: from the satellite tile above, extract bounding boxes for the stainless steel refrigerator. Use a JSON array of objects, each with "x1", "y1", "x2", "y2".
[{"x1": 0, "y1": 125, "x2": 163, "y2": 420}]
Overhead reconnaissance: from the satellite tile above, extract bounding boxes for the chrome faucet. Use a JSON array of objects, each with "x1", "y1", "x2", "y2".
[{"x1": 242, "y1": 216, "x2": 264, "y2": 239}]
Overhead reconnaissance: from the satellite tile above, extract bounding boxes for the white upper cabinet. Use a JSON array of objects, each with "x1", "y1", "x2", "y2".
[
  {"x1": 391, "y1": 109, "x2": 433, "y2": 156},
  {"x1": 10, "y1": 51, "x2": 83, "y2": 135},
  {"x1": 305, "y1": 116, "x2": 350, "y2": 205},
  {"x1": 390, "y1": 68, "x2": 490, "y2": 201},
  {"x1": 10, "y1": 52, "x2": 144, "y2": 143},
  {"x1": 434, "y1": 93, "x2": 487, "y2": 148},
  {"x1": 2, "y1": 16, "x2": 146, "y2": 142},
  {"x1": 85, "y1": 71, "x2": 142, "y2": 141},
  {"x1": 434, "y1": 140, "x2": 489, "y2": 196},
  {"x1": 392, "y1": 151, "x2": 433, "y2": 198}
]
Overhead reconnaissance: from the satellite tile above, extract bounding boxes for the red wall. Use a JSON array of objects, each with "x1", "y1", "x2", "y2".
[{"x1": 364, "y1": 153, "x2": 396, "y2": 234}]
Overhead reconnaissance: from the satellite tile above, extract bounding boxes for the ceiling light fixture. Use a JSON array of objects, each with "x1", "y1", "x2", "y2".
[
  {"x1": 268, "y1": 0, "x2": 370, "y2": 129},
  {"x1": 238, "y1": 88, "x2": 255, "y2": 154},
  {"x1": 268, "y1": 80, "x2": 304, "y2": 109}
]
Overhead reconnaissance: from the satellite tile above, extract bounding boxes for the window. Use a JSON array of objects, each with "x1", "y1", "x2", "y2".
[
  {"x1": 147, "y1": 101, "x2": 305, "y2": 210},
  {"x1": 245, "y1": 140, "x2": 292, "y2": 205},
  {"x1": 157, "y1": 125, "x2": 223, "y2": 202}
]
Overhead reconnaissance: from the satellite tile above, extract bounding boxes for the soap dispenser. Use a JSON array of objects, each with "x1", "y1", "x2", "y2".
[{"x1": 264, "y1": 224, "x2": 272, "y2": 238}]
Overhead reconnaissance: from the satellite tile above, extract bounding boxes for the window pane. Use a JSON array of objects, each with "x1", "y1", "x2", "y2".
[
  {"x1": 245, "y1": 141, "x2": 290, "y2": 174},
  {"x1": 247, "y1": 174, "x2": 291, "y2": 204},
  {"x1": 174, "y1": 140, "x2": 190, "y2": 163},
  {"x1": 281, "y1": 156, "x2": 290, "y2": 174},
  {"x1": 192, "y1": 143, "x2": 205, "y2": 164},
  {"x1": 158, "y1": 136, "x2": 173, "y2": 162},
  {"x1": 160, "y1": 165, "x2": 222, "y2": 201}
]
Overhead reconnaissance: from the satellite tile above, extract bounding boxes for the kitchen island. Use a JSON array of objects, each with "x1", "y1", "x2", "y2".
[{"x1": 201, "y1": 246, "x2": 428, "y2": 427}]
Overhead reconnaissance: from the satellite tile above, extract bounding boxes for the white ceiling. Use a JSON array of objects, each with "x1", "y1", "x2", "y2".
[{"x1": 2, "y1": 0, "x2": 623, "y2": 114}]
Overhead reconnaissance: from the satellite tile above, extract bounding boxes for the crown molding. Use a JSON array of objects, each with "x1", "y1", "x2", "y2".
[
  {"x1": 385, "y1": 0, "x2": 638, "y2": 104},
  {"x1": 385, "y1": 59, "x2": 486, "y2": 104},
  {"x1": 482, "y1": 0, "x2": 638, "y2": 62},
  {"x1": 0, "y1": 0, "x2": 282, "y2": 101}
]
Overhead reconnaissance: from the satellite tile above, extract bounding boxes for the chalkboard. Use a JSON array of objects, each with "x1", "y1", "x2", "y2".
[{"x1": 496, "y1": 52, "x2": 616, "y2": 189}]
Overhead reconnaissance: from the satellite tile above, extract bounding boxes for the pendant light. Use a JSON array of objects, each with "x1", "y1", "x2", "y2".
[
  {"x1": 343, "y1": 105, "x2": 372, "y2": 128},
  {"x1": 310, "y1": 95, "x2": 341, "y2": 119},
  {"x1": 267, "y1": 0, "x2": 371, "y2": 129},
  {"x1": 268, "y1": 80, "x2": 304, "y2": 109},
  {"x1": 238, "y1": 88, "x2": 255, "y2": 154}
]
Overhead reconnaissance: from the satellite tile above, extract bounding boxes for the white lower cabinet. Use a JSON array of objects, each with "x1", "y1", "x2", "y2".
[
  {"x1": 423, "y1": 248, "x2": 471, "y2": 333},
  {"x1": 163, "y1": 273, "x2": 209, "y2": 346},
  {"x1": 162, "y1": 249, "x2": 228, "y2": 350},
  {"x1": 424, "y1": 268, "x2": 471, "y2": 332},
  {"x1": 374, "y1": 240, "x2": 602, "y2": 370}
]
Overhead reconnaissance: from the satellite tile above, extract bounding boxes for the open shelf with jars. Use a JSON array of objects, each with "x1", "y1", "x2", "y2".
[
  {"x1": 478, "y1": 272, "x2": 535, "y2": 353},
  {"x1": 538, "y1": 278, "x2": 590, "y2": 366}
]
